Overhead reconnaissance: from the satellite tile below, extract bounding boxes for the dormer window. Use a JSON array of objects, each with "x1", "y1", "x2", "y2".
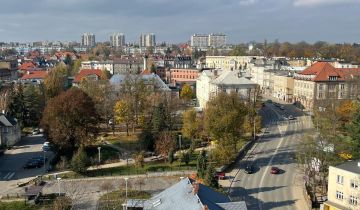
[{"x1": 329, "y1": 76, "x2": 338, "y2": 81}]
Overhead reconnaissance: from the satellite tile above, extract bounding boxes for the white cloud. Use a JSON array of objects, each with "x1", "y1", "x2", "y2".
[
  {"x1": 294, "y1": 0, "x2": 360, "y2": 7},
  {"x1": 239, "y1": 0, "x2": 256, "y2": 6}
]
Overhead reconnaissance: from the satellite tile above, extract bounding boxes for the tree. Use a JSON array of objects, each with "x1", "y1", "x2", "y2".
[
  {"x1": 204, "y1": 163, "x2": 218, "y2": 188},
  {"x1": 168, "y1": 150, "x2": 174, "y2": 164},
  {"x1": 180, "y1": 152, "x2": 190, "y2": 165},
  {"x1": 70, "y1": 59, "x2": 82, "y2": 76},
  {"x1": 182, "y1": 108, "x2": 200, "y2": 143},
  {"x1": 139, "y1": 127, "x2": 155, "y2": 151},
  {"x1": 23, "y1": 85, "x2": 45, "y2": 127},
  {"x1": 133, "y1": 152, "x2": 145, "y2": 168},
  {"x1": 150, "y1": 63, "x2": 156, "y2": 74},
  {"x1": 155, "y1": 131, "x2": 175, "y2": 159},
  {"x1": 8, "y1": 84, "x2": 25, "y2": 126},
  {"x1": 152, "y1": 103, "x2": 168, "y2": 132},
  {"x1": 114, "y1": 99, "x2": 134, "y2": 136},
  {"x1": 204, "y1": 92, "x2": 247, "y2": 162},
  {"x1": 71, "y1": 146, "x2": 90, "y2": 174},
  {"x1": 180, "y1": 84, "x2": 194, "y2": 101},
  {"x1": 346, "y1": 107, "x2": 360, "y2": 158},
  {"x1": 44, "y1": 63, "x2": 67, "y2": 99},
  {"x1": 41, "y1": 88, "x2": 99, "y2": 154},
  {"x1": 197, "y1": 150, "x2": 207, "y2": 178}
]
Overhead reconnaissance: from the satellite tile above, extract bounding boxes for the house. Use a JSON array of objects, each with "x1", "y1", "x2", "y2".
[
  {"x1": 293, "y1": 62, "x2": 360, "y2": 110},
  {"x1": 0, "y1": 114, "x2": 21, "y2": 147},
  {"x1": 196, "y1": 69, "x2": 258, "y2": 109},
  {"x1": 0, "y1": 59, "x2": 18, "y2": 81},
  {"x1": 124, "y1": 177, "x2": 247, "y2": 210},
  {"x1": 80, "y1": 61, "x2": 114, "y2": 74},
  {"x1": 166, "y1": 68, "x2": 201, "y2": 85},
  {"x1": 20, "y1": 70, "x2": 48, "y2": 84},
  {"x1": 174, "y1": 56, "x2": 193, "y2": 69},
  {"x1": 113, "y1": 58, "x2": 144, "y2": 74},
  {"x1": 73, "y1": 69, "x2": 103, "y2": 86},
  {"x1": 323, "y1": 160, "x2": 359, "y2": 210}
]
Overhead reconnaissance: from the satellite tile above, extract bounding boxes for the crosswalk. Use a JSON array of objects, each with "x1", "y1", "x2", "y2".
[{"x1": 0, "y1": 172, "x2": 16, "y2": 180}]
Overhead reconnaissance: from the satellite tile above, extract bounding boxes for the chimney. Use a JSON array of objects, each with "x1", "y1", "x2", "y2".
[
  {"x1": 193, "y1": 182, "x2": 199, "y2": 195},
  {"x1": 27, "y1": 71, "x2": 31, "y2": 75},
  {"x1": 143, "y1": 55, "x2": 148, "y2": 71},
  {"x1": 203, "y1": 205, "x2": 209, "y2": 210}
]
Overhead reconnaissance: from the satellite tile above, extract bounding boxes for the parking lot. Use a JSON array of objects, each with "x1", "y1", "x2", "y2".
[{"x1": 0, "y1": 134, "x2": 53, "y2": 195}]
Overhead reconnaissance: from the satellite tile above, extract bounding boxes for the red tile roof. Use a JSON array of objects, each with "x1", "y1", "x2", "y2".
[
  {"x1": 19, "y1": 62, "x2": 36, "y2": 70},
  {"x1": 299, "y1": 62, "x2": 360, "y2": 82},
  {"x1": 21, "y1": 71, "x2": 48, "y2": 80},
  {"x1": 73, "y1": 69, "x2": 103, "y2": 83}
]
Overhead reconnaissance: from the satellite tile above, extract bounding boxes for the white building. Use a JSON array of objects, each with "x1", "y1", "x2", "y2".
[
  {"x1": 191, "y1": 34, "x2": 209, "y2": 48},
  {"x1": 191, "y1": 33, "x2": 227, "y2": 48},
  {"x1": 139, "y1": 33, "x2": 156, "y2": 47},
  {"x1": 196, "y1": 69, "x2": 258, "y2": 109},
  {"x1": 208, "y1": 33, "x2": 226, "y2": 48},
  {"x1": 81, "y1": 33, "x2": 95, "y2": 47},
  {"x1": 110, "y1": 33, "x2": 125, "y2": 47},
  {"x1": 81, "y1": 61, "x2": 114, "y2": 74}
]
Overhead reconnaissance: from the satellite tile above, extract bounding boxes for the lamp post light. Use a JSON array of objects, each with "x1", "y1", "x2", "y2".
[
  {"x1": 43, "y1": 150, "x2": 46, "y2": 174},
  {"x1": 97, "y1": 147, "x2": 101, "y2": 164},
  {"x1": 178, "y1": 135, "x2": 182, "y2": 151},
  {"x1": 57, "y1": 177, "x2": 62, "y2": 196},
  {"x1": 124, "y1": 177, "x2": 129, "y2": 199}
]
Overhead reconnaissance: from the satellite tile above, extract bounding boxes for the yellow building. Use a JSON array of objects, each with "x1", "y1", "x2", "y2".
[
  {"x1": 273, "y1": 73, "x2": 294, "y2": 102},
  {"x1": 323, "y1": 161, "x2": 359, "y2": 210},
  {"x1": 205, "y1": 56, "x2": 263, "y2": 70}
]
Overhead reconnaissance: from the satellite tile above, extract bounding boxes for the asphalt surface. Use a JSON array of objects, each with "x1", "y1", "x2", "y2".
[
  {"x1": 0, "y1": 134, "x2": 53, "y2": 196},
  {"x1": 229, "y1": 101, "x2": 310, "y2": 210}
]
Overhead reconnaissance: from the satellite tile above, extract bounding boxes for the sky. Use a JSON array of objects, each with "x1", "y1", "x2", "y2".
[{"x1": 0, "y1": 0, "x2": 359, "y2": 44}]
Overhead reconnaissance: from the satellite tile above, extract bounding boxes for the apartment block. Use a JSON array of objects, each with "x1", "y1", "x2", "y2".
[
  {"x1": 323, "y1": 160, "x2": 359, "y2": 210},
  {"x1": 110, "y1": 33, "x2": 125, "y2": 47},
  {"x1": 81, "y1": 33, "x2": 96, "y2": 47}
]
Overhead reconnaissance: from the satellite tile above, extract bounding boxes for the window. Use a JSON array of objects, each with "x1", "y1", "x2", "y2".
[
  {"x1": 336, "y1": 191, "x2": 344, "y2": 200},
  {"x1": 318, "y1": 92, "x2": 323, "y2": 99},
  {"x1": 350, "y1": 195, "x2": 358, "y2": 206},
  {"x1": 329, "y1": 76, "x2": 338, "y2": 81},
  {"x1": 340, "y1": 84, "x2": 345, "y2": 90},
  {"x1": 351, "y1": 180, "x2": 358, "y2": 189},
  {"x1": 319, "y1": 84, "x2": 324, "y2": 91},
  {"x1": 329, "y1": 85, "x2": 336, "y2": 91},
  {"x1": 337, "y1": 175, "x2": 344, "y2": 184}
]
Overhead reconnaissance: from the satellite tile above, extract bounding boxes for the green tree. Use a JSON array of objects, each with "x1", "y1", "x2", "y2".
[
  {"x1": 346, "y1": 107, "x2": 360, "y2": 158},
  {"x1": 204, "y1": 163, "x2": 218, "y2": 188},
  {"x1": 182, "y1": 108, "x2": 200, "y2": 142},
  {"x1": 180, "y1": 151, "x2": 190, "y2": 165},
  {"x1": 197, "y1": 150, "x2": 207, "y2": 178},
  {"x1": 23, "y1": 85, "x2": 45, "y2": 127},
  {"x1": 139, "y1": 127, "x2": 155, "y2": 151},
  {"x1": 8, "y1": 84, "x2": 26, "y2": 126},
  {"x1": 71, "y1": 146, "x2": 90, "y2": 174},
  {"x1": 41, "y1": 88, "x2": 99, "y2": 154},
  {"x1": 152, "y1": 103, "x2": 168, "y2": 132},
  {"x1": 168, "y1": 150, "x2": 174, "y2": 164},
  {"x1": 180, "y1": 84, "x2": 194, "y2": 101},
  {"x1": 133, "y1": 152, "x2": 145, "y2": 168}
]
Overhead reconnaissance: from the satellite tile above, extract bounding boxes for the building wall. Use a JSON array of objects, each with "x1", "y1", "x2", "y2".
[
  {"x1": 293, "y1": 79, "x2": 315, "y2": 109},
  {"x1": 325, "y1": 166, "x2": 359, "y2": 210},
  {"x1": 206, "y1": 56, "x2": 261, "y2": 70},
  {"x1": 168, "y1": 69, "x2": 200, "y2": 84},
  {"x1": 273, "y1": 75, "x2": 294, "y2": 102}
]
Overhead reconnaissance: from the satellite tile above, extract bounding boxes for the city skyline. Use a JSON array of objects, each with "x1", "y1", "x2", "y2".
[{"x1": 0, "y1": 0, "x2": 359, "y2": 43}]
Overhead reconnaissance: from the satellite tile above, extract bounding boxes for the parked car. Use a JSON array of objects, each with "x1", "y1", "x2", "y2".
[
  {"x1": 32, "y1": 128, "x2": 39, "y2": 135},
  {"x1": 244, "y1": 165, "x2": 256, "y2": 174},
  {"x1": 108, "y1": 119, "x2": 114, "y2": 126},
  {"x1": 23, "y1": 160, "x2": 43, "y2": 169},
  {"x1": 270, "y1": 167, "x2": 280, "y2": 174},
  {"x1": 280, "y1": 106, "x2": 285, "y2": 110},
  {"x1": 266, "y1": 100, "x2": 272, "y2": 103},
  {"x1": 288, "y1": 115, "x2": 295, "y2": 120},
  {"x1": 214, "y1": 172, "x2": 225, "y2": 180}
]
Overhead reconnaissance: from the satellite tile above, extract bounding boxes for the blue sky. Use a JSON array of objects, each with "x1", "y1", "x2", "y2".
[{"x1": 0, "y1": 0, "x2": 359, "y2": 43}]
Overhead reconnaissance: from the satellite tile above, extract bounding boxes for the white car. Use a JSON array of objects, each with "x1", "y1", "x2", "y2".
[{"x1": 288, "y1": 115, "x2": 295, "y2": 120}]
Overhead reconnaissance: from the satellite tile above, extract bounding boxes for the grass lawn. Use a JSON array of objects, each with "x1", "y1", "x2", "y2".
[
  {"x1": 98, "y1": 190, "x2": 151, "y2": 210},
  {"x1": 86, "y1": 145, "x2": 120, "y2": 163},
  {"x1": 101, "y1": 133, "x2": 140, "y2": 152},
  {"x1": 0, "y1": 201, "x2": 37, "y2": 210}
]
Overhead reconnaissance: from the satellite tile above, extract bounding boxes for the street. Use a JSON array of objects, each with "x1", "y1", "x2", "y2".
[
  {"x1": 0, "y1": 134, "x2": 52, "y2": 196},
  {"x1": 227, "y1": 100, "x2": 311, "y2": 210}
]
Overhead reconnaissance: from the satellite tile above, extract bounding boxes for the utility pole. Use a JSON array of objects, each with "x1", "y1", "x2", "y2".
[{"x1": 253, "y1": 88, "x2": 257, "y2": 141}]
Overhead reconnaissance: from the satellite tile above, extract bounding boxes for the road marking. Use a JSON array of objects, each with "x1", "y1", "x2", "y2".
[
  {"x1": 3, "y1": 172, "x2": 11, "y2": 179},
  {"x1": 7, "y1": 172, "x2": 15, "y2": 180}
]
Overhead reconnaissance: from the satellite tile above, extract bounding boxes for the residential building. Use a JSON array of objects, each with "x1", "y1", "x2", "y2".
[
  {"x1": 293, "y1": 62, "x2": 360, "y2": 110},
  {"x1": 206, "y1": 56, "x2": 263, "y2": 70},
  {"x1": 73, "y1": 69, "x2": 103, "y2": 86},
  {"x1": 110, "y1": 33, "x2": 125, "y2": 47},
  {"x1": 196, "y1": 69, "x2": 258, "y2": 109},
  {"x1": 174, "y1": 56, "x2": 193, "y2": 69},
  {"x1": 272, "y1": 72, "x2": 294, "y2": 102},
  {"x1": 191, "y1": 33, "x2": 227, "y2": 48},
  {"x1": 124, "y1": 177, "x2": 247, "y2": 210},
  {"x1": 20, "y1": 70, "x2": 48, "y2": 84},
  {"x1": 81, "y1": 33, "x2": 96, "y2": 47},
  {"x1": 208, "y1": 33, "x2": 227, "y2": 48},
  {"x1": 323, "y1": 160, "x2": 359, "y2": 210},
  {"x1": 167, "y1": 68, "x2": 200, "y2": 85},
  {"x1": 0, "y1": 59, "x2": 18, "y2": 80},
  {"x1": 191, "y1": 34, "x2": 209, "y2": 48},
  {"x1": 140, "y1": 33, "x2": 156, "y2": 47},
  {"x1": 113, "y1": 58, "x2": 144, "y2": 74},
  {"x1": 0, "y1": 113, "x2": 21, "y2": 147},
  {"x1": 81, "y1": 61, "x2": 114, "y2": 74}
]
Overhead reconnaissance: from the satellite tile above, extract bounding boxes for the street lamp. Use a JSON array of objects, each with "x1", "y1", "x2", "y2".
[
  {"x1": 97, "y1": 147, "x2": 101, "y2": 163},
  {"x1": 124, "y1": 177, "x2": 129, "y2": 199},
  {"x1": 57, "y1": 177, "x2": 62, "y2": 196},
  {"x1": 178, "y1": 135, "x2": 182, "y2": 151},
  {"x1": 43, "y1": 150, "x2": 46, "y2": 174}
]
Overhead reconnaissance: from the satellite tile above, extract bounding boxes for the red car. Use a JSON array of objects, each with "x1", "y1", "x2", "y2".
[
  {"x1": 214, "y1": 172, "x2": 225, "y2": 180},
  {"x1": 270, "y1": 167, "x2": 280, "y2": 174}
]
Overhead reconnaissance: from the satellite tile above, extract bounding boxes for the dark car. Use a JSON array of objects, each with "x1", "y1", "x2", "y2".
[
  {"x1": 245, "y1": 165, "x2": 256, "y2": 174},
  {"x1": 266, "y1": 100, "x2": 272, "y2": 103},
  {"x1": 270, "y1": 167, "x2": 280, "y2": 174},
  {"x1": 32, "y1": 156, "x2": 47, "y2": 163},
  {"x1": 280, "y1": 106, "x2": 285, "y2": 110},
  {"x1": 23, "y1": 160, "x2": 43, "y2": 169}
]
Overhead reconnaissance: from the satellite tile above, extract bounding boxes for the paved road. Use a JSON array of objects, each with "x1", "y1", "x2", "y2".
[
  {"x1": 228, "y1": 101, "x2": 311, "y2": 210},
  {"x1": 0, "y1": 134, "x2": 53, "y2": 196}
]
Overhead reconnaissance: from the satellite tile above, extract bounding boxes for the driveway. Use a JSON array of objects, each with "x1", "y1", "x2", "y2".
[{"x1": 0, "y1": 134, "x2": 53, "y2": 196}]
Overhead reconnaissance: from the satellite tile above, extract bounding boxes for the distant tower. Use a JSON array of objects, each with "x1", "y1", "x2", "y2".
[
  {"x1": 81, "y1": 33, "x2": 96, "y2": 47},
  {"x1": 140, "y1": 33, "x2": 156, "y2": 47},
  {"x1": 110, "y1": 33, "x2": 125, "y2": 47}
]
